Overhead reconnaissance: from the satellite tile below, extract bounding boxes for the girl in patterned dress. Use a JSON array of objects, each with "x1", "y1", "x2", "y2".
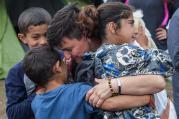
[{"x1": 75, "y1": 2, "x2": 175, "y2": 119}]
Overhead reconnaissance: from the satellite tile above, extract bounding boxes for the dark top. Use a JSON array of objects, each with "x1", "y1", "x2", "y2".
[{"x1": 5, "y1": 61, "x2": 35, "y2": 119}]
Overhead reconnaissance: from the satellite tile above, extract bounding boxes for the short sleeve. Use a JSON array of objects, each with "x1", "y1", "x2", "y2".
[{"x1": 75, "y1": 83, "x2": 98, "y2": 113}]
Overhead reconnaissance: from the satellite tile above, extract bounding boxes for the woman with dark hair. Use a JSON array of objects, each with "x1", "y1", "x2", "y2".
[{"x1": 47, "y1": 3, "x2": 174, "y2": 118}]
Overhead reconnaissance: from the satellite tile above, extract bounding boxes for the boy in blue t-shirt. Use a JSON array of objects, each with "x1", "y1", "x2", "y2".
[
  {"x1": 23, "y1": 45, "x2": 116, "y2": 119},
  {"x1": 5, "y1": 7, "x2": 51, "y2": 119}
]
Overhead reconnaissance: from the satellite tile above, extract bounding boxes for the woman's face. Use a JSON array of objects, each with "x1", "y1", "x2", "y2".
[
  {"x1": 112, "y1": 16, "x2": 135, "y2": 44},
  {"x1": 60, "y1": 37, "x2": 90, "y2": 64}
]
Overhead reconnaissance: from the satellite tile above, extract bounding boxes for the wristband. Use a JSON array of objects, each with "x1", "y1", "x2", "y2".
[
  {"x1": 117, "y1": 78, "x2": 121, "y2": 94},
  {"x1": 107, "y1": 78, "x2": 117, "y2": 96}
]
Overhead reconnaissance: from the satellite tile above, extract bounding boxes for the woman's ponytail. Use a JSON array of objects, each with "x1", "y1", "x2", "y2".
[{"x1": 77, "y1": 5, "x2": 99, "y2": 39}]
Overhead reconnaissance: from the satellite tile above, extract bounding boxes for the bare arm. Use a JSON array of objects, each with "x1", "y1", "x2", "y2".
[
  {"x1": 100, "y1": 95, "x2": 150, "y2": 111},
  {"x1": 119, "y1": 75, "x2": 165, "y2": 95},
  {"x1": 86, "y1": 75, "x2": 165, "y2": 107}
]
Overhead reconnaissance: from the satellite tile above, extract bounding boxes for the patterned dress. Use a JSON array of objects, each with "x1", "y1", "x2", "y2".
[{"x1": 76, "y1": 43, "x2": 173, "y2": 119}]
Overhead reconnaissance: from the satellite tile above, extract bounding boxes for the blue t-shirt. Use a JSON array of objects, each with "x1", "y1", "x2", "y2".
[{"x1": 32, "y1": 83, "x2": 97, "y2": 119}]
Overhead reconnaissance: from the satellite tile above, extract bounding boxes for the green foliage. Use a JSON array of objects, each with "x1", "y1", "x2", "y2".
[{"x1": 0, "y1": 0, "x2": 25, "y2": 79}]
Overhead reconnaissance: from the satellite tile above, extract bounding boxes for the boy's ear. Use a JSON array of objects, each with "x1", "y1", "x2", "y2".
[
  {"x1": 18, "y1": 33, "x2": 27, "y2": 44},
  {"x1": 53, "y1": 61, "x2": 62, "y2": 73}
]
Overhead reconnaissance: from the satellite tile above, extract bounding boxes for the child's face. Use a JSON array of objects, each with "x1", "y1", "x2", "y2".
[
  {"x1": 54, "y1": 61, "x2": 68, "y2": 83},
  {"x1": 18, "y1": 24, "x2": 48, "y2": 49},
  {"x1": 112, "y1": 16, "x2": 135, "y2": 44},
  {"x1": 60, "y1": 61, "x2": 68, "y2": 83}
]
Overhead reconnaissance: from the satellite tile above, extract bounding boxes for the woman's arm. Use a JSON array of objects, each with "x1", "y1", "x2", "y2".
[
  {"x1": 86, "y1": 75, "x2": 165, "y2": 107},
  {"x1": 100, "y1": 95, "x2": 151, "y2": 111},
  {"x1": 119, "y1": 75, "x2": 165, "y2": 95}
]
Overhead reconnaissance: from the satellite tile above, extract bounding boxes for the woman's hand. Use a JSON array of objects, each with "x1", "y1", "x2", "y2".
[{"x1": 86, "y1": 79, "x2": 112, "y2": 108}]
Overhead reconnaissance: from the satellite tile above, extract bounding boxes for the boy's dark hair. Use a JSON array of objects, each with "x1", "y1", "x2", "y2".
[
  {"x1": 47, "y1": 4, "x2": 82, "y2": 48},
  {"x1": 23, "y1": 45, "x2": 62, "y2": 87},
  {"x1": 18, "y1": 7, "x2": 52, "y2": 34}
]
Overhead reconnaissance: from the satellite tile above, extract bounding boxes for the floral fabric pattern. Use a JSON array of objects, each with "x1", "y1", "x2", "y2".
[
  {"x1": 94, "y1": 44, "x2": 173, "y2": 79},
  {"x1": 81, "y1": 43, "x2": 173, "y2": 119}
]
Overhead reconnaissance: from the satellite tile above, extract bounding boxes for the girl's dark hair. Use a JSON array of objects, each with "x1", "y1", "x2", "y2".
[
  {"x1": 78, "y1": 2, "x2": 133, "y2": 40},
  {"x1": 18, "y1": 7, "x2": 51, "y2": 34},
  {"x1": 23, "y1": 45, "x2": 62, "y2": 87}
]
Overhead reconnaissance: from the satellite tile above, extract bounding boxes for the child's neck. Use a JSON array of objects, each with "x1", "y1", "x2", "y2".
[
  {"x1": 103, "y1": 37, "x2": 120, "y2": 45},
  {"x1": 103, "y1": 39, "x2": 118, "y2": 45},
  {"x1": 103, "y1": 34, "x2": 123, "y2": 45},
  {"x1": 44, "y1": 77, "x2": 65, "y2": 92}
]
